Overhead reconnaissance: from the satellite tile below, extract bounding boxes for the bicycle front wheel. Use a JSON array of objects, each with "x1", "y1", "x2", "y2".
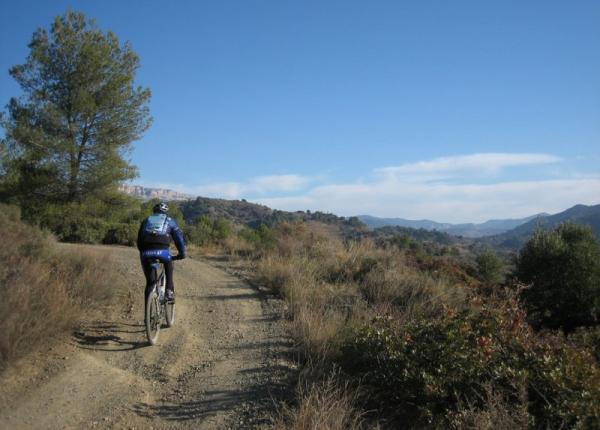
[{"x1": 145, "y1": 288, "x2": 161, "y2": 345}]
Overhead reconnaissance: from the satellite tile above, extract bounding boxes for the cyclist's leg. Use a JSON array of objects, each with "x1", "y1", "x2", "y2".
[
  {"x1": 141, "y1": 258, "x2": 155, "y2": 287},
  {"x1": 164, "y1": 260, "x2": 174, "y2": 293}
]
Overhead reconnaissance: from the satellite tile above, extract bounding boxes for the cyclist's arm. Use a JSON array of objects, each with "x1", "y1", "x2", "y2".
[
  {"x1": 169, "y1": 220, "x2": 186, "y2": 257},
  {"x1": 136, "y1": 220, "x2": 145, "y2": 251}
]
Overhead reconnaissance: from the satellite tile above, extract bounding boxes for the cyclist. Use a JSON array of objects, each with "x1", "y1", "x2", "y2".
[{"x1": 137, "y1": 202, "x2": 186, "y2": 302}]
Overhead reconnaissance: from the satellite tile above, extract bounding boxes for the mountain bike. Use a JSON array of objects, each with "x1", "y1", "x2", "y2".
[{"x1": 145, "y1": 255, "x2": 180, "y2": 345}]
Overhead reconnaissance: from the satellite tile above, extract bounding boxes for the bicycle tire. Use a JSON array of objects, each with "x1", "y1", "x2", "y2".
[
  {"x1": 145, "y1": 286, "x2": 161, "y2": 345},
  {"x1": 165, "y1": 300, "x2": 175, "y2": 327}
]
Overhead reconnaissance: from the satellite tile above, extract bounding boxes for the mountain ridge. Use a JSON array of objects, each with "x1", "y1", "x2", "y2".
[
  {"x1": 481, "y1": 203, "x2": 600, "y2": 248},
  {"x1": 357, "y1": 213, "x2": 548, "y2": 238}
]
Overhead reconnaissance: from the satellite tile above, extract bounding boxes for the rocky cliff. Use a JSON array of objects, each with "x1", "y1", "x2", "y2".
[{"x1": 119, "y1": 184, "x2": 194, "y2": 201}]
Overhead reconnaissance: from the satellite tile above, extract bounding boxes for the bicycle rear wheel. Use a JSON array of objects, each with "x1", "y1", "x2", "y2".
[
  {"x1": 145, "y1": 286, "x2": 161, "y2": 345},
  {"x1": 165, "y1": 300, "x2": 175, "y2": 327}
]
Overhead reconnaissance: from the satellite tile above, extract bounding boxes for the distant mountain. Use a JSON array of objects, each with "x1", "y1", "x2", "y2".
[
  {"x1": 119, "y1": 184, "x2": 194, "y2": 201},
  {"x1": 482, "y1": 204, "x2": 600, "y2": 249},
  {"x1": 358, "y1": 213, "x2": 546, "y2": 238}
]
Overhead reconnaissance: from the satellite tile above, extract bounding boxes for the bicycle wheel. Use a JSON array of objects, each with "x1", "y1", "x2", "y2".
[
  {"x1": 145, "y1": 286, "x2": 161, "y2": 345},
  {"x1": 165, "y1": 299, "x2": 175, "y2": 327}
]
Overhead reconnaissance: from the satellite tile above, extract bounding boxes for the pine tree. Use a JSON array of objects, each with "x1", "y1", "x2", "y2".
[{"x1": 1, "y1": 11, "x2": 151, "y2": 208}]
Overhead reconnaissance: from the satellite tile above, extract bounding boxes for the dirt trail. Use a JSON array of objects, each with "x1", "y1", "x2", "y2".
[{"x1": 0, "y1": 245, "x2": 293, "y2": 429}]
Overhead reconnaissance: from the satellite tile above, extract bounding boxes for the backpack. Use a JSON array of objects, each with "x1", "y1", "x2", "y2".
[{"x1": 144, "y1": 214, "x2": 169, "y2": 236}]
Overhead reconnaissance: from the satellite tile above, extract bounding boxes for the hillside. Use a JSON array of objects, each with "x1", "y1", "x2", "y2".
[
  {"x1": 481, "y1": 204, "x2": 600, "y2": 249},
  {"x1": 178, "y1": 196, "x2": 368, "y2": 240},
  {"x1": 359, "y1": 213, "x2": 546, "y2": 238},
  {"x1": 372, "y1": 225, "x2": 462, "y2": 247}
]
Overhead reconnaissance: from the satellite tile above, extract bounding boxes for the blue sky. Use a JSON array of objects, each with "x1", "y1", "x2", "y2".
[{"x1": 1, "y1": 1, "x2": 599, "y2": 222}]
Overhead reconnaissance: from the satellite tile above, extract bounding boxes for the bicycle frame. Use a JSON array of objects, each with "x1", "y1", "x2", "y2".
[
  {"x1": 149, "y1": 261, "x2": 166, "y2": 301},
  {"x1": 145, "y1": 257, "x2": 176, "y2": 345}
]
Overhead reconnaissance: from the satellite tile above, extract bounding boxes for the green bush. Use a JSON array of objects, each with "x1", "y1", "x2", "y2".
[
  {"x1": 476, "y1": 249, "x2": 505, "y2": 286},
  {"x1": 102, "y1": 223, "x2": 137, "y2": 246},
  {"x1": 516, "y1": 223, "x2": 600, "y2": 331},
  {"x1": 339, "y1": 298, "x2": 600, "y2": 428},
  {"x1": 239, "y1": 224, "x2": 275, "y2": 250},
  {"x1": 185, "y1": 215, "x2": 232, "y2": 246},
  {"x1": 213, "y1": 217, "x2": 232, "y2": 240},
  {"x1": 17, "y1": 193, "x2": 143, "y2": 245}
]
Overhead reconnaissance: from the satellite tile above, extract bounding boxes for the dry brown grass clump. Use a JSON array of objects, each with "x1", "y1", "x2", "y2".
[
  {"x1": 450, "y1": 384, "x2": 529, "y2": 430},
  {"x1": 360, "y1": 256, "x2": 467, "y2": 319},
  {"x1": 0, "y1": 205, "x2": 122, "y2": 368},
  {"x1": 275, "y1": 369, "x2": 363, "y2": 430}
]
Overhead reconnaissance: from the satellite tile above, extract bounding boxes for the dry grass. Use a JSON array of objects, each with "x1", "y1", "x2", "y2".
[
  {"x1": 451, "y1": 384, "x2": 529, "y2": 430},
  {"x1": 191, "y1": 221, "x2": 489, "y2": 427},
  {"x1": 361, "y1": 258, "x2": 467, "y2": 319},
  {"x1": 0, "y1": 205, "x2": 122, "y2": 368},
  {"x1": 275, "y1": 369, "x2": 364, "y2": 430},
  {"x1": 249, "y1": 222, "x2": 483, "y2": 427}
]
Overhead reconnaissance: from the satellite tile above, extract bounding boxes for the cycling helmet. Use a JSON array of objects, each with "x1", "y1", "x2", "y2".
[{"x1": 152, "y1": 202, "x2": 169, "y2": 214}]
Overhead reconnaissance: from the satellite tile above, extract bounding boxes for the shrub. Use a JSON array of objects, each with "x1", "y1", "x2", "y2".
[
  {"x1": 475, "y1": 249, "x2": 505, "y2": 286},
  {"x1": 339, "y1": 297, "x2": 600, "y2": 428},
  {"x1": 20, "y1": 193, "x2": 143, "y2": 245},
  {"x1": 516, "y1": 223, "x2": 600, "y2": 331},
  {"x1": 185, "y1": 215, "x2": 232, "y2": 246},
  {"x1": 102, "y1": 222, "x2": 138, "y2": 245},
  {"x1": 213, "y1": 217, "x2": 232, "y2": 240},
  {"x1": 360, "y1": 258, "x2": 466, "y2": 318},
  {"x1": 239, "y1": 224, "x2": 275, "y2": 251}
]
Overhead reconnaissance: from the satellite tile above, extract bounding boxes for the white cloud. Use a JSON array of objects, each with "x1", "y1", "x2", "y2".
[
  {"x1": 256, "y1": 177, "x2": 600, "y2": 223},
  {"x1": 251, "y1": 153, "x2": 598, "y2": 223}
]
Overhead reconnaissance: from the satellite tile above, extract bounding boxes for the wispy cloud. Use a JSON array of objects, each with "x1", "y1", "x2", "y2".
[{"x1": 375, "y1": 153, "x2": 562, "y2": 182}]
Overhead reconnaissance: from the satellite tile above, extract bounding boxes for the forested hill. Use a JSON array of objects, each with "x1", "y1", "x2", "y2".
[{"x1": 480, "y1": 204, "x2": 600, "y2": 249}]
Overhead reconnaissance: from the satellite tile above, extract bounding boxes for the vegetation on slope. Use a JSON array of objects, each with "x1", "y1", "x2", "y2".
[
  {"x1": 0, "y1": 205, "x2": 125, "y2": 368},
  {"x1": 201, "y1": 220, "x2": 600, "y2": 429}
]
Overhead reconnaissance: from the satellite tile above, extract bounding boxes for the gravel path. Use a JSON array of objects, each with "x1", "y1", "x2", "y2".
[{"x1": 0, "y1": 244, "x2": 294, "y2": 429}]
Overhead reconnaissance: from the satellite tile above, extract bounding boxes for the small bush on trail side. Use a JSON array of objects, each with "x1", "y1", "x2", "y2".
[{"x1": 0, "y1": 204, "x2": 123, "y2": 369}]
